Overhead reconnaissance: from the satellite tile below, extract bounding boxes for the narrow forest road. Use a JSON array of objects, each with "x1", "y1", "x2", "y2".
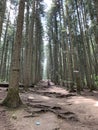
[{"x1": 0, "y1": 81, "x2": 98, "y2": 130}]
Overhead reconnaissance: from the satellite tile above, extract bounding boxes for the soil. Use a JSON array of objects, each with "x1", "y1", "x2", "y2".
[{"x1": 0, "y1": 81, "x2": 98, "y2": 130}]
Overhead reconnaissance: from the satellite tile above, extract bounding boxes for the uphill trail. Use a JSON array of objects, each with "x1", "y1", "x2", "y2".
[{"x1": 0, "y1": 81, "x2": 98, "y2": 130}]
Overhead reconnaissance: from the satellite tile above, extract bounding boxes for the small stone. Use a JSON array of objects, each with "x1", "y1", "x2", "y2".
[
  {"x1": 28, "y1": 96, "x2": 34, "y2": 100},
  {"x1": 12, "y1": 114, "x2": 17, "y2": 120},
  {"x1": 35, "y1": 121, "x2": 40, "y2": 125}
]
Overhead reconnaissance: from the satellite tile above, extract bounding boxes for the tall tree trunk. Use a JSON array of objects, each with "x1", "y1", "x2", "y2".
[
  {"x1": 1, "y1": 38, "x2": 9, "y2": 80},
  {"x1": 0, "y1": 12, "x2": 10, "y2": 80},
  {"x1": 93, "y1": 0, "x2": 98, "y2": 44},
  {"x1": 0, "y1": 0, "x2": 6, "y2": 38},
  {"x1": 24, "y1": 0, "x2": 35, "y2": 89},
  {"x1": 2, "y1": 0, "x2": 25, "y2": 108}
]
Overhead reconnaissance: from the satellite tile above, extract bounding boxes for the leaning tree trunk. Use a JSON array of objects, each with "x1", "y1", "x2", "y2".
[
  {"x1": 0, "y1": 0, "x2": 6, "y2": 38},
  {"x1": 0, "y1": 13, "x2": 10, "y2": 80},
  {"x1": 2, "y1": 0, "x2": 25, "y2": 108}
]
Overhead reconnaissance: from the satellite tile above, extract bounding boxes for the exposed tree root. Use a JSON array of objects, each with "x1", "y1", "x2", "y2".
[{"x1": 25, "y1": 102, "x2": 78, "y2": 121}]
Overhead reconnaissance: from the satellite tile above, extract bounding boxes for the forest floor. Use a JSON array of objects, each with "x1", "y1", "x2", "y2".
[{"x1": 0, "y1": 81, "x2": 98, "y2": 130}]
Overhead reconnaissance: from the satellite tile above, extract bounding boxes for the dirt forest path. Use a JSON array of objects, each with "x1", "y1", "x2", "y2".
[{"x1": 0, "y1": 81, "x2": 98, "y2": 130}]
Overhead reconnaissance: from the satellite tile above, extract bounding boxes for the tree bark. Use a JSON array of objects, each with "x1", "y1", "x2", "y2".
[
  {"x1": 2, "y1": 0, "x2": 25, "y2": 108},
  {"x1": 0, "y1": 0, "x2": 6, "y2": 38}
]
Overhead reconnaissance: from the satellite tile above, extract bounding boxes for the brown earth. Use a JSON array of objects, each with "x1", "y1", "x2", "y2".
[{"x1": 0, "y1": 81, "x2": 98, "y2": 130}]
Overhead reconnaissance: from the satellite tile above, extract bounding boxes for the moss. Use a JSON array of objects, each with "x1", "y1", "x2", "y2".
[{"x1": 2, "y1": 87, "x2": 22, "y2": 108}]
